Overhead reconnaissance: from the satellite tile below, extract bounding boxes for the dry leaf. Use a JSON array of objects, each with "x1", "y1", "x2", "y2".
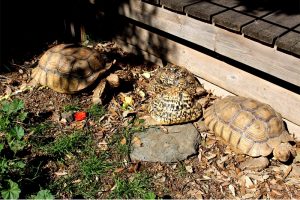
[
  {"x1": 72, "y1": 179, "x2": 81, "y2": 183},
  {"x1": 132, "y1": 136, "x2": 142, "y2": 147},
  {"x1": 120, "y1": 137, "x2": 127, "y2": 145},
  {"x1": 114, "y1": 167, "x2": 125, "y2": 173},
  {"x1": 205, "y1": 152, "x2": 217, "y2": 160},
  {"x1": 124, "y1": 96, "x2": 134, "y2": 106},
  {"x1": 142, "y1": 72, "x2": 151, "y2": 79},
  {"x1": 244, "y1": 176, "x2": 254, "y2": 188},
  {"x1": 98, "y1": 141, "x2": 108, "y2": 151},
  {"x1": 128, "y1": 162, "x2": 140, "y2": 173},
  {"x1": 228, "y1": 184, "x2": 235, "y2": 196},
  {"x1": 282, "y1": 165, "x2": 292, "y2": 179},
  {"x1": 138, "y1": 90, "x2": 146, "y2": 98},
  {"x1": 55, "y1": 171, "x2": 68, "y2": 176},
  {"x1": 185, "y1": 165, "x2": 193, "y2": 173},
  {"x1": 70, "y1": 121, "x2": 85, "y2": 129}
]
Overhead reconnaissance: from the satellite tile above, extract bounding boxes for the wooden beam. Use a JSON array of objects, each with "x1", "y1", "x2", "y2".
[
  {"x1": 118, "y1": 0, "x2": 300, "y2": 87},
  {"x1": 113, "y1": 25, "x2": 300, "y2": 140}
]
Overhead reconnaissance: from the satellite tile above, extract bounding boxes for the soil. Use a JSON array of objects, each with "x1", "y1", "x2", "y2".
[{"x1": 1, "y1": 41, "x2": 299, "y2": 199}]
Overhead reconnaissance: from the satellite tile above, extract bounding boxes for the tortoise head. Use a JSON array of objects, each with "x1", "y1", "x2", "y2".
[{"x1": 273, "y1": 142, "x2": 296, "y2": 162}]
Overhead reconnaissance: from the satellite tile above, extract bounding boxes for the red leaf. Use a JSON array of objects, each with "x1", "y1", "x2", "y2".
[{"x1": 74, "y1": 111, "x2": 87, "y2": 121}]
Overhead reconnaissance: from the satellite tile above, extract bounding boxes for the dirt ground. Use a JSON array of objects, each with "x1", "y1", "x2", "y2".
[{"x1": 1, "y1": 41, "x2": 300, "y2": 199}]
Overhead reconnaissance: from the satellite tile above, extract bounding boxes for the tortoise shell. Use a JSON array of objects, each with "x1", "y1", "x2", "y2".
[
  {"x1": 31, "y1": 44, "x2": 108, "y2": 93},
  {"x1": 148, "y1": 87, "x2": 202, "y2": 125},
  {"x1": 151, "y1": 64, "x2": 202, "y2": 95},
  {"x1": 204, "y1": 96, "x2": 293, "y2": 157}
]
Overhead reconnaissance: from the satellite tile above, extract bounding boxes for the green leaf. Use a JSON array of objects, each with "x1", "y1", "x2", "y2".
[
  {"x1": 1, "y1": 101, "x2": 10, "y2": 113},
  {"x1": 0, "y1": 143, "x2": 4, "y2": 152},
  {"x1": 10, "y1": 99, "x2": 24, "y2": 114},
  {"x1": 8, "y1": 139, "x2": 26, "y2": 154},
  {"x1": 1, "y1": 180, "x2": 21, "y2": 200},
  {"x1": 17, "y1": 112, "x2": 27, "y2": 122},
  {"x1": 144, "y1": 192, "x2": 156, "y2": 199},
  {"x1": 33, "y1": 189, "x2": 54, "y2": 200},
  {"x1": 0, "y1": 158, "x2": 9, "y2": 174},
  {"x1": 14, "y1": 161, "x2": 26, "y2": 169},
  {"x1": 10, "y1": 126, "x2": 25, "y2": 140}
]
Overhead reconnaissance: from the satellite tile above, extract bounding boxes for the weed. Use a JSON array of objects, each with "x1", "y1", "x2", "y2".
[
  {"x1": 0, "y1": 99, "x2": 28, "y2": 199},
  {"x1": 87, "y1": 104, "x2": 105, "y2": 120},
  {"x1": 63, "y1": 104, "x2": 81, "y2": 112},
  {"x1": 30, "y1": 122, "x2": 53, "y2": 135},
  {"x1": 79, "y1": 153, "x2": 112, "y2": 178},
  {"x1": 41, "y1": 131, "x2": 88, "y2": 158},
  {"x1": 31, "y1": 189, "x2": 54, "y2": 200},
  {"x1": 109, "y1": 173, "x2": 155, "y2": 199},
  {"x1": 177, "y1": 162, "x2": 187, "y2": 177}
]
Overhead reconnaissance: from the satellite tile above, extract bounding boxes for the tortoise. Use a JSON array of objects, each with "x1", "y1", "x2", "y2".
[
  {"x1": 142, "y1": 64, "x2": 206, "y2": 125},
  {"x1": 204, "y1": 96, "x2": 296, "y2": 168},
  {"x1": 148, "y1": 87, "x2": 203, "y2": 125},
  {"x1": 30, "y1": 43, "x2": 112, "y2": 94}
]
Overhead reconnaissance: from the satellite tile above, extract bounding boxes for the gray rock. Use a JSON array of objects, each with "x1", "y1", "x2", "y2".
[{"x1": 130, "y1": 123, "x2": 200, "y2": 162}]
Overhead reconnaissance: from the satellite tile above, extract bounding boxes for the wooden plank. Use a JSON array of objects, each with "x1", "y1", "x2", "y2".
[
  {"x1": 118, "y1": 0, "x2": 300, "y2": 87},
  {"x1": 160, "y1": 0, "x2": 200, "y2": 12},
  {"x1": 212, "y1": 10, "x2": 254, "y2": 32},
  {"x1": 142, "y1": 0, "x2": 160, "y2": 5},
  {"x1": 234, "y1": 5, "x2": 271, "y2": 17},
  {"x1": 209, "y1": 0, "x2": 240, "y2": 8},
  {"x1": 184, "y1": 1, "x2": 226, "y2": 22},
  {"x1": 276, "y1": 31, "x2": 300, "y2": 57},
  {"x1": 263, "y1": 11, "x2": 300, "y2": 29},
  {"x1": 242, "y1": 21, "x2": 287, "y2": 45},
  {"x1": 113, "y1": 25, "x2": 300, "y2": 140}
]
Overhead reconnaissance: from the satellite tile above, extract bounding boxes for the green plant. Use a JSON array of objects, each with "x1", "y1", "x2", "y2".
[
  {"x1": 109, "y1": 173, "x2": 155, "y2": 199},
  {"x1": 41, "y1": 131, "x2": 88, "y2": 157},
  {"x1": 0, "y1": 99, "x2": 27, "y2": 154},
  {"x1": 30, "y1": 121, "x2": 53, "y2": 135},
  {"x1": 63, "y1": 104, "x2": 81, "y2": 112},
  {"x1": 31, "y1": 189, "x2": 54, "y2": 200},
  {"x1": 1, "y1": 180, "x2": 21, "y2": 200},
  {"x1": 0, "y1": 99, "x2": 28, "y2": 199},
  {"x1": 79, "y1": 153, "x2": 112, "y2": 178},
  {"x1": 87, "y1": 104, "x2": 105, "y2": 120},
  {"x1": 48, "y1": 137, "x2": 114, "y2": 199}
]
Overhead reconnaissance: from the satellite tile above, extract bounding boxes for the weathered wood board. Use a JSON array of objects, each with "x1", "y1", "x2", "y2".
[
  {"x1": 212, "y1": 10, "x2": 254, "y2": 32},
  {"x1": 160, "y1": 0, "x2": 201, "y2": 12},
  {"x1": 118, "y1": 0, "x2": 300, "y2": 87},
  {"x1": 185, "y1": 1, "x2": 226, "y2": 22},
  {"x1": 276, "y1": 31, "x2": 300, "y2": 57}
]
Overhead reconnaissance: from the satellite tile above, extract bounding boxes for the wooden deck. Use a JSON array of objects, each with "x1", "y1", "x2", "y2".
[{"x1": 114, "y1": 0, "x2": 300, "y2": 139}]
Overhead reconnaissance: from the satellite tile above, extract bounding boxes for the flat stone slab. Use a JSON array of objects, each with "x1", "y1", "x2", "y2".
[{"x1": 130, "y1": 123, "x2": 200, "y2": 162}]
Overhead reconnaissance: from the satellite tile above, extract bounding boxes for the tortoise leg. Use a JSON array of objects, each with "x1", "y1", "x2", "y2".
[
  {"x1": 239, "y1": 157, "x2": 269, "y2": 171},
  {"x1": 92, "y1": 79, "x2": 107, "y2": 104}
]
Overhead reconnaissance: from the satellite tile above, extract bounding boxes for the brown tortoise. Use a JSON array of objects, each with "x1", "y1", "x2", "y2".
[
  {"x1": 204, "y1": 96, "x2": 296, "y2": 168},
  {"x1": 30, "y1": 43, "x2": 112, "y2": 94}
]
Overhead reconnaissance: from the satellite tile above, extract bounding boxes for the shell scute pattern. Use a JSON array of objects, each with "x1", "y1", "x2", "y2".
[
  {"x1": 31, "y1": 44, "x2": 108, "y2": 94},
  {"x1": 149, "y1": 86, "x2": 202, "y2": 125},
  {"x1": 204, "y1": 96, "x2": 293, "y2": 157}
]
